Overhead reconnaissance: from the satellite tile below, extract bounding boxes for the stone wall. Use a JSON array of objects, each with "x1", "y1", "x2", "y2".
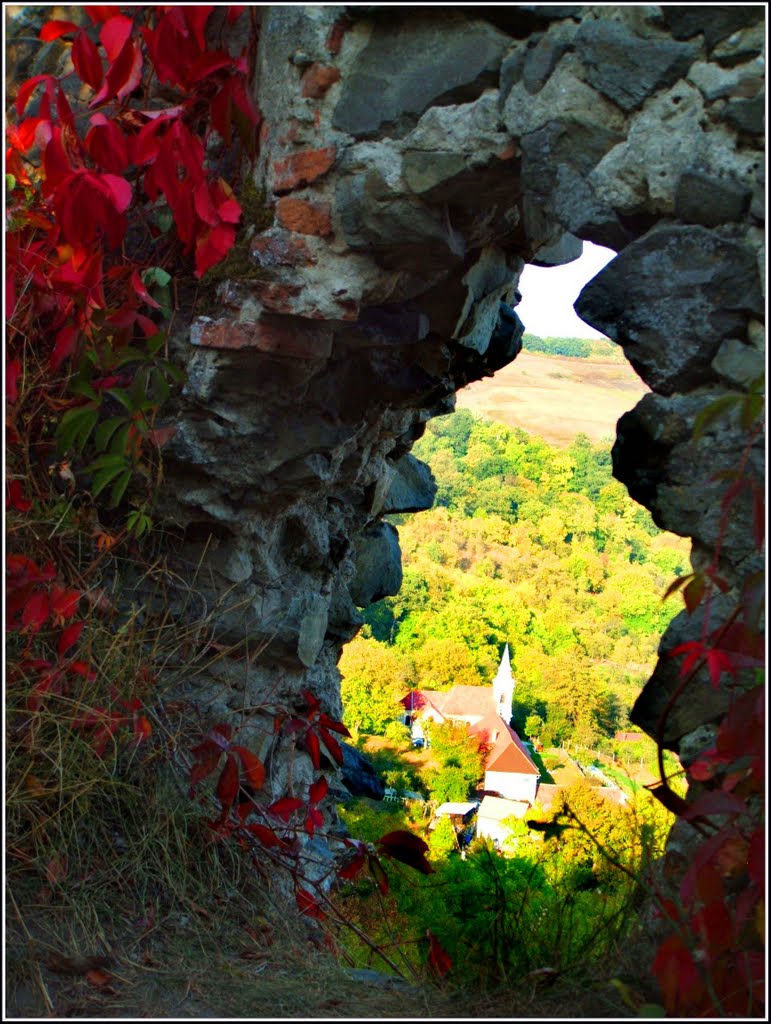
[{"x1": 152, "y1": 5, "x2": 765, "y2": 867}]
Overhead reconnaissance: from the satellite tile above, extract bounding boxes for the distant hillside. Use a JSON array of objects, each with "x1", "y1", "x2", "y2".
[{"x1": 457, "y1": 349, "x2": 648, "y2": 448}]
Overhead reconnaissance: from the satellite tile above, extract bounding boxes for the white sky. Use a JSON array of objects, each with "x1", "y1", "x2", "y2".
[{"x1": 516, "y1": 241, "x2": 616, "y2": 340}]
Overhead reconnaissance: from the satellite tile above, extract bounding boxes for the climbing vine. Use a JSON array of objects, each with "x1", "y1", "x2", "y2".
[{"x1": 649, "y1": 384, "x2": 765, "y2": 1016}]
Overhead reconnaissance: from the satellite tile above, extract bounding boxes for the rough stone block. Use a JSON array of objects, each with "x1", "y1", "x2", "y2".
[
  {"x1": 575, "y1": 225, "x2": 763, "y2": 394},
  {"x1": 382, "y1": 454, "x2": 437, "y2": 513},
  {"x1": 674, "y1": 170, "x2": 751, "y2": 227},
  {"x1": 661, "y1": 5, "x2": 765, "y2": 49},
  {"x1": 349, "y1": 522, "x2": 403, "y2": 608},
  {"x1": 332, "y1": 15, "x2": 509, "y2": 136},
  {"x1": 575, "y1": 19, "x2": 697, "y2": 111}
]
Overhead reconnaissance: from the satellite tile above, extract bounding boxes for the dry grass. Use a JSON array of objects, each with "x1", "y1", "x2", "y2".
[{"x1": 457, "y1": 351, "x2": 648, "y2": 448}]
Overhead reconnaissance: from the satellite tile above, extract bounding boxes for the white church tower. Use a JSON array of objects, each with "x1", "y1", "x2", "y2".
[{"x1": 492, "y1": 643, "x2": 515, "y2": 724}]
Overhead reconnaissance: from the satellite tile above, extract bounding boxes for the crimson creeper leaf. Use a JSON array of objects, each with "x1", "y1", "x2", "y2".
[
  {"x1": 7, "y1": 480, "x2": 32, "y2": 512},
  {"x1": 319, "y1": 727, "x2": 343, "y2": 766},
  {"x1": 309, "y1": 776, "x2": 328, "y2": 806},
  {"x1": 57, "y1": 620, "x2": 84, "y2": 659},
  {"x1": 296, "y1": 888, "x2": 325, "y2": 920},
  {"x1": 367, "y1": 853, "x2": 389, "y2": 895},
  {"x1": 377, "y1": 830, "x2": 434, "y2": 875},
  {"x1": 6, "y1": 359, "x2": 21, "y2": 403},
  {"x1": 306, "y1": 730, "x2": 321, "y2": 769},
  {"x1": 190, "y1": 753, "x2": 221, "y2": 788},
  {"x1": 245, "y1": 823, "x2": 287, "y2": 848},
  {"x1": 231, "y1": 745, "x2": 266, "y2": 790},
  {"x1": 427, "y1": 930, "x2": 452, "y2": 979},
  {"x1": 22, "y1": 591, "x2": 50, "y2": 633},
  {"x1": 40, "y1": 20, "x2": 79, "y2": 41},
  {"x1": 215, "y1": 753, "x2": 239, "y2": 809},
  {"x1": 72, "y1": 30, "x2": 104, "y2": 90},
  {"x1": 267, "y1": 797, "x2": 304, "y2": 822}
]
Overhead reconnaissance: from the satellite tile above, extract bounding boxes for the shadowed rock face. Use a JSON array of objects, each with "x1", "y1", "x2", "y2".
[{"x1": 150, "y1": 5, "x2": 764, "y2": 865}]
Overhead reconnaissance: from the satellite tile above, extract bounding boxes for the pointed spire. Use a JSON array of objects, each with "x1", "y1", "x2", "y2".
[{"x1": 493, "y1": 643, "x2": 514, "y2": 724}]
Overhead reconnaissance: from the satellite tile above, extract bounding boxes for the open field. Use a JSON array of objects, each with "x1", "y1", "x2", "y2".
[{"x1": 457, "y1": 350, "x2": 649, "y2": 448}]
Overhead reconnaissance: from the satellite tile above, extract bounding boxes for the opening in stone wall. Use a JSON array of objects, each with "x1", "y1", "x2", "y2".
[{"x1": 340, "y1": 236, "x2": 691, "y2": 824}]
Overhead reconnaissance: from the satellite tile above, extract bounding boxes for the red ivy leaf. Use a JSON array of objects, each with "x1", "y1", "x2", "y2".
[
  {"x1": 377, "y1": 830, "x2": 434, "y2": 875},
  {"x1": 305, "y1": 730, "x2": 321, "y2": 770},
  {"x1": 190, "y1": 752, "x2": 221, "y2": 788},
  {"x1": 338, "y1": 847, "x2": 366, "y2": 880},
  {"x1": 57, "y1": 620, "x2": 84, "y2": 659},
  {"x1": 51, "y1": 325, "x2": 81, "y2": 371},
  {"x1": 72, "y1": 30, "x2": 104, "y2": 90},
  {"x1": 40, "y1": 20, "x2": 79, "y2": 41},
  {"x1": 305, "y1": 808, "x2": 323, "y2": 835},
  {"x1": 245, "y1": 823, "x2": 286, "y2": 848},
  {"x1": 50, "y1": 587, "x2": 82, "y2": 622},
  {"x1": 7, "y1": 480, "x2": 32, "y2": 512},
  {"x1": 231, "y1": 745, "x2": 266, "y2": 791},
  {"x1": 267, "y1": 797, "x2": 304, "y2": 822},
  {"x1": 86, "y1": 6, "x2": 122, "y2": 25},
  {"x1": 296, "y1": 887, "x2": 325, "y2": 920},
  {"x1": 309, "y1": 776, "x2": 328, "y2": 806},
  {"x1": 682, "y1": 790, "x2": 746, "y2": 821},
  {"x1": 99, "y1": 14, "x2": 133, "y2": 62},
  {"x1": 215, "y1": 753, "x2": 239, "y2": 809},
  {"x1": 134, "y1": 715, "x2": 152, "y2": 741},
  {"x1": 319, "y1": 727, "x2": 344, "y2": 766},
  {"x1": 15, "y1": 74, "x2": 56, "y2": 118},
  {"x1": 319, "y1": 713, "x2": 351, "y2": 736},
  {"x1": 367, "y1": 853, "x2": 389, "y2": 895},
  {"x1": 427, "y1": 930, "x2": 452, "y2": 979},
  {"x1": 22, "y1": 590, "x2": 50, "y2": 633},
  {"x1": 6, "y1": 358, "x2": 22, "y2": 403}
]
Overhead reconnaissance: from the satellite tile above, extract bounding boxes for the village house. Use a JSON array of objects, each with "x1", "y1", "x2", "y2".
[{"x1": 400, "y1": 645, "x2": 540, "y2": 805}]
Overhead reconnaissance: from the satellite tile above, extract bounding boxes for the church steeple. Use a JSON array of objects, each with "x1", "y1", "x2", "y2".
[{"x1": 493, "y1": 643, "x2": 514, "y2": 724}]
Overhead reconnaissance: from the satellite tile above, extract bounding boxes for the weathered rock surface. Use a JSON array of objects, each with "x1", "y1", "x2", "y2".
[{"x1": 142, "y1": 4, "x2": 764, "y2": 874}]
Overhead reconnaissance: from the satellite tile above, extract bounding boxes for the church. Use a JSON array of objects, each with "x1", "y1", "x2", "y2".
[{"x1": 400, "y1": 645, "x2": 540, "y2": 804}]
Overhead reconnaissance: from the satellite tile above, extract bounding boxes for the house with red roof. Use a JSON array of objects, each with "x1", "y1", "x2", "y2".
[{"x1": 400, "y1": 645, "x2": 540, "y2": 804}]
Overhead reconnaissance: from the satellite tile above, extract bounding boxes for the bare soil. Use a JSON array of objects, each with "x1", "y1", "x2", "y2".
[{"x1": 457, "y1": 351, "x2": 648, "y2": 448}]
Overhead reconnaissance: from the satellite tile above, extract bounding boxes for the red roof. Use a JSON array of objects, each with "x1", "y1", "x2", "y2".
[{"x1": 470, "y1": 712, "x2": 538, "y2": 776}]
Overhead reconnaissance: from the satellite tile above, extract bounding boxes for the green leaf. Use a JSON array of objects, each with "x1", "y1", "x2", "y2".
[
  {"x1": 638, "y1": 1005, "x2": 666, "y2": 1018},
  {"x1": 6, "y1": 173, "x2": 17, "y2": 191},
  {"x1": 109, "y1": 422, "x2": 132, "y2": 457},
  {"x1": 56, "y1": 405, "x2": 99, "y2": 454},
  {"x1": 145, "y1": 332, "x2": 166, "y2": 356},
  {"x1": 692, "y1": 395, "x2": 740, "y2": 439},
  {"x1": 94, "y1": 415, "x2": 129, "y2": 453},
  {"x1": 106, "y1": 388, "x2": 136, "y2": 414},
  {"x1": 109, "y1": 468, "x2": 132, "y2": 507},
  {"x1": 740, "y1": 392, "x2": 764, "y2": 431},
  {"x1": 109, "y1": 346, "x2": 148, "y2": 368},
  {"x1": 68, "y1": 377, "x2": 99, "y2": 401},
  {"x1": 150, "y1": 366, "x2": 170, "y2": 405},
  {"x1": 143, "y1": 266, "x2": 171, "y2": 288},
  {"x1": 89, "y1": 455, "x2": 130, "y2": 499}
]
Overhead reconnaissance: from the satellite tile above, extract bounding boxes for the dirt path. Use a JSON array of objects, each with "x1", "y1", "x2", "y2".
[{"x1": 457, "y1": 351, "x2": 648, "y2": 447}]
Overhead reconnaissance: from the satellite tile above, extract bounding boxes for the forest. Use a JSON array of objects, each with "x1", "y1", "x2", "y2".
[{"x1": 341, "y1": 409, "x2": 690, "y2": 752}]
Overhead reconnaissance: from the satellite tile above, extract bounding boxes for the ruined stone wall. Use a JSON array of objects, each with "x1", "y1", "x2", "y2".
[{"x1": 152, "y1": 4, "x2": 765, "y2": 865}]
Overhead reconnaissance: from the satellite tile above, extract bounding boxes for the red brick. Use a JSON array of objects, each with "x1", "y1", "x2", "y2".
[
  {"x1": 251, "y1": 281, "x2": 302, "y2": 314},
  {"x1": 191, "y1": 317, "x2": 332, "y2": 360},
  {"x1": 326, "y1": 15, "x2": 352, "y2": 56},
  {"x1": 300, "y1": 63, "x2": 341, "y2": 99},
  {"x1": 272, "y1": 146, "x2": 336, "y2": 194},
  {"x1": 276, "y1": 197, "x2": 333, "y2": 237}
]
